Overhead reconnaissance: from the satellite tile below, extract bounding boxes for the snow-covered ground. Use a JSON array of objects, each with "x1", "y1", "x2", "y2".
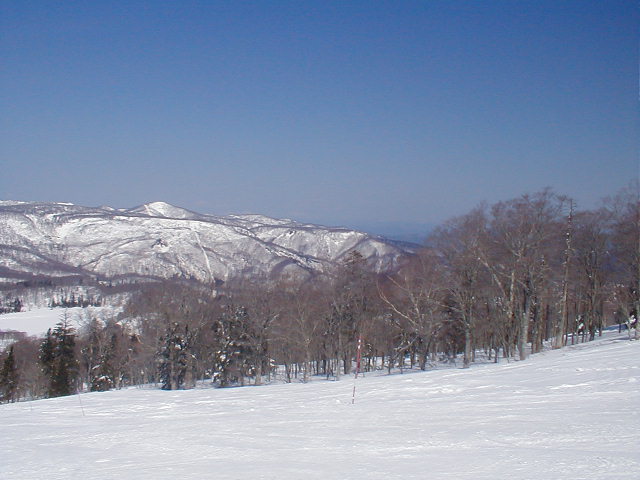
[
  {"x1": 1, "y1": 331, "x2": 638, "y2": 479},
  {"x1": 0, "y1": 307, "x2": 119, "y2": 337}
]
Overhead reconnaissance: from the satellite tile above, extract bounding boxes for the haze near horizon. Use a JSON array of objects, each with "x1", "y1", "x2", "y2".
[{"x1": 1, "y1": 1, "x2": 637, "y2": 235}]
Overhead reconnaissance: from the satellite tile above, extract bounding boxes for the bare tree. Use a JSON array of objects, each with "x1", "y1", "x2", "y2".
[
  {"x1": 481, "y1": 190, "x2": 562, "y2": 360},
  {"x1": 608, "y1": 182, "x2": 640, "y2": 339},
  {"x1": 554, "y1": 197, "x2": 574, "y2": 348},
  {"x1": 429, "y1": 207, "x2": 487, "y2": 367},
  {"x1": 572, "y1": 208, "x2": 610, "y2": 341},
  {"x1": 327, "y1": 251, "x2": 377, "y2": 377},
  {"x1": 378, "y1": 249, "x2": 445, "y2": 370},
  {"x1": 273, "y1": 279, "x2": 326, "y2": 382}
]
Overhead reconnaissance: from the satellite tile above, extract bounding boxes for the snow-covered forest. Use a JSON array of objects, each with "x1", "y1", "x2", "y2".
[{"x1": 0, "y1": 187, "x2": 638, "y2": 402}]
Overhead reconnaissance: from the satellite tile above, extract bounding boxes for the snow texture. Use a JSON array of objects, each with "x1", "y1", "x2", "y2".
[{"x1": 0, "y1": 331, "x2": 638, "y2": 479}]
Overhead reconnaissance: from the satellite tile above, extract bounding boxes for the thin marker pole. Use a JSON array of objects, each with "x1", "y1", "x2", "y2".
[
  {"x1": 351, "y1": 335, "x2": 363, "y2": 404},
  {"x1": 77, "y1": 389, "x2": 86, "y2": 417}
]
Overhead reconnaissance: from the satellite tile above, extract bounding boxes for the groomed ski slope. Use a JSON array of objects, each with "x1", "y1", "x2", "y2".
[{"x1": 1, "y1": 331, "x2": 638, "y2": 479}]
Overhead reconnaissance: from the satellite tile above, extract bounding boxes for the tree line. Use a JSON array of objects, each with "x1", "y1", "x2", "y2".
[{"x1": 0, "y1": 186, "x2": 637, "y2": 402}]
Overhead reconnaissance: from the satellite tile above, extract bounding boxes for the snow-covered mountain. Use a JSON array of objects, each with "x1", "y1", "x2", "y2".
[{"x1": 0, "y1": 201, "x2": 413, "y2": 283}]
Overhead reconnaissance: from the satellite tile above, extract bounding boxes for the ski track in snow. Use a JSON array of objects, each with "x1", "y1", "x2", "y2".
[
  {"x1": 0, "y1": 332, "x2": 638, "y2": 479},
  {"x1": 191, "y1": 229, "x2": 213, "y2": 281}
]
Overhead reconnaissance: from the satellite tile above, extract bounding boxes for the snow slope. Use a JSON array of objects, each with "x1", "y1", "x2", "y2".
[
  {"x1": 1, "y1": 332, "x2": 638, "y2": 479},
  {"x1": 0, "y1": 307, "x2": 118, "y2": 337}
]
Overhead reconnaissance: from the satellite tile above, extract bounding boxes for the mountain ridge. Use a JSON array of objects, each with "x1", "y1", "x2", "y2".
[{"x1": 0, "y1": 200, "x2": 413, "y2": 284}]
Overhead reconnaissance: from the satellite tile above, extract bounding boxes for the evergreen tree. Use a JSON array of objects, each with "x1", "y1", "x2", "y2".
[
  {"x1": 212, "y1": 305, "x2": 251, "y2": 387},
  {"x1": 51, "y1": 318, "x2": 77, "y2": 396},
  {"x1": 39, "y1": 329, "x2": 56, "y2": 382},
  {"x1": 158, "y1": 322, "x2": 195, "y2": 390},
  {"x1": 0, "y1": 346, "x2": 19, "y2": 403},
  {"x1": 39, "y1": 315, "x2": 78, "y2": 398}
]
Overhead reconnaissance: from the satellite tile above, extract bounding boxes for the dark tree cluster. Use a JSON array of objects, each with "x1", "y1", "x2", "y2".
[
  {"x1": 0, "y1": 297, "x2": 22, "y2": 314},
  {"x1": 0, "y1": 345, "x2": 19, "y2": 402},
  {"x1": 39, "y1": 313, "x2": 78, "y2": 398}
]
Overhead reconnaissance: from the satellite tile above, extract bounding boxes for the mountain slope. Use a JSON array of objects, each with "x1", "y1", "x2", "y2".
[
  {"x1": 0, "y1": 201, "x2": 412, "y2": 282},
  {"x1": 0, "y1": 331, "x2": 637, "y2": 479}
]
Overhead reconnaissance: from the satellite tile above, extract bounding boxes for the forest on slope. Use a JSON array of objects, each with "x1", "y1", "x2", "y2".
[{"x1": 0, "y1": 185, "x2": 637, "y2": 402}]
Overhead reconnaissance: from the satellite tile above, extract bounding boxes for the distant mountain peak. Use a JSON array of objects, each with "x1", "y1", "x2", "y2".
[
  {"x1": 0, "y1": 200, "x2": 413, "y2": 284},
  {"x1": 127, "y1": 201, "x2": 199, "y2": 219}
]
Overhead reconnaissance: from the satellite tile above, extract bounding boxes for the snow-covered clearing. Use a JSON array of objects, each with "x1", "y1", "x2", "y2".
[
  {"x1": 1, "y1": 331, "x2": 638, "y2": 479},
  {"x1": 0, "y1": 307, "x2": 118, "y2": 337}
]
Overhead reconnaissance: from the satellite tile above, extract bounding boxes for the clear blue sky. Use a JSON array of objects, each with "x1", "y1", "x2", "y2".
[{"x1": 1, "y1": 0, "x2": 637, "y2": 233}]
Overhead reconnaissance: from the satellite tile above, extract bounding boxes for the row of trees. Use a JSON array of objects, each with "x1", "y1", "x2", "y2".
[
  {"x1": 387, "y1": 186, "x2": 638, "y2": 368},
  {"x1": 0, "y1": 281, "x2": 133, "y2": 312},
  {"x1": 0, "y1": 186, "x2": 637, "y2": 401},
  {"x1": 0, "y1": 297, "x2": 22, "y2": 314},
  {"x1": 0, "y1": 310, "x2": 144, "y2": 402}
]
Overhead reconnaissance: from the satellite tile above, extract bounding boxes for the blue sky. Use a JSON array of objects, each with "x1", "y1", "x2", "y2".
[{"x1": 1, "y1": 1, "x2": 637, "y2": 233}]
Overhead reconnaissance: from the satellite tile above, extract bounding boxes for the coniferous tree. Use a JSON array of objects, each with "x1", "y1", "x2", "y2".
[
  {"x1": 212, "y1": 305, "x2": 246, "y2": 387},
  {"x1": 158, "y1": 322, "x2": 196, "y2": 390},
  {"x1": 39, "y1": 329, "x2": 56, "y2": 386},
  {"x1": 210, "y1": 301, "x2": 269, "y2": 387},
  {"x1": 0, "y1": 346, "x2": 19, "y2": 403},
  {"x1": 51, "y1": 318, "x2": 77, "y2": 396},
  {"x1": 39, "y1": 315, "x2": 78, "y2": 398}
]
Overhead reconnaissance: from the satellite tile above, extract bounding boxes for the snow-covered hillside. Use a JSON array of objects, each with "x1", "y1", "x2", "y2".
[
  {"x1": 1, "y1": 332, "x2": 637, "y2": 479},
  {"x1": 0, "y1": 201, "x2": 411, "y2": 283}
]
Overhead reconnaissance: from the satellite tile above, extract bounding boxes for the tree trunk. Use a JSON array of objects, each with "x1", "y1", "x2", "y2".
[
  {"x1": 518, "y1": 289, "x2": 530, "y2": 361},
  {"x1": 254, "y1": 362, "x2": 262, "y2": 386},
  {"x1": 556, "y1": 201, "x2": 573, "y2": 348},
  {"x1": 463, "y1": 325, "x2": 472, "y2": 368}
]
